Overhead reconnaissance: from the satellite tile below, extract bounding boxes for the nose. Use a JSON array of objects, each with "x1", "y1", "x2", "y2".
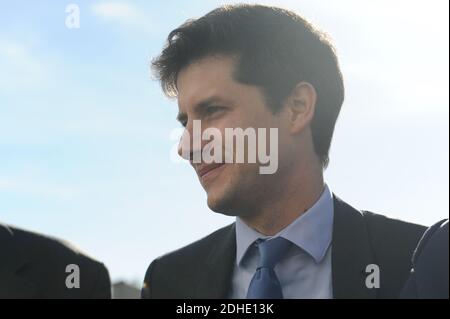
[
  {"x1": 177, "y1": 129, "x2": 192, "y2": 160},
  {"x1": 177, "y1": 123, "x2": 203, "y2": 162}
]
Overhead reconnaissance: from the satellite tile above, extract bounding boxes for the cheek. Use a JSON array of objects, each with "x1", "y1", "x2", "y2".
[{"x1": 232, "y1": 163, "x2": 260, "y2": 184}]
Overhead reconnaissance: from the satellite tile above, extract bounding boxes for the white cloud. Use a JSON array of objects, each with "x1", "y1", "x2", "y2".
[
  {"x1": 91, "y1": 2, "x2": 153, "y2": 33},
  {"x1": 0, "y1": 41, "x2": 50, "y2": 88},
  {"x1": 92, "y1": 2, "x2": 139, "y2": 20}
]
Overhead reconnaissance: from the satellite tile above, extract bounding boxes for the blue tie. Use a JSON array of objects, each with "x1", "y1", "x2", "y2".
[{"x1": 246, "y1": 237, "x2": 292, "y2": 299}]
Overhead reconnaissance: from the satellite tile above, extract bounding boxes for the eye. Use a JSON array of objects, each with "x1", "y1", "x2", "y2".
[{"x1": 205, "y1": 105, "x2": 225, "y2": 116}]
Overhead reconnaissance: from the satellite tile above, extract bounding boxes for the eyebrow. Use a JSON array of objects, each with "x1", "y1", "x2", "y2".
[{"x1": 176, "y1": 96, "x2": 230, "y2": 124}]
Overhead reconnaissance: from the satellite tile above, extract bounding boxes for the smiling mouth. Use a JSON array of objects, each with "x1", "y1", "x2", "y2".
[{"x1": 197, "y1": 163, "x2": 226, "y2": 180}]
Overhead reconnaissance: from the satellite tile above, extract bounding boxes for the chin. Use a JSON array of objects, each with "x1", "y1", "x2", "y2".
[
  {"x1": 204, "y1": 165, "x2": 258, "y2": 216},
  {"x1": 206, "y1": 189, "x2": 240, "y2": 217},
  {"x1": 207, "y1": 188, "x2": 257, "y2": 218}
]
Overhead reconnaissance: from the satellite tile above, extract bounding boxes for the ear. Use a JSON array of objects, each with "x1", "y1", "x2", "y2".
[{"x1": 285, "y1": 82, "x2": 317, "y2": 134}]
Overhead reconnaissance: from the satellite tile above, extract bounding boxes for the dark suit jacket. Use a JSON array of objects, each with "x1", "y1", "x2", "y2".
[
  {"x1": 0, "y1": 224, "x2": 111, "y2": 299},
  {"x1": 400, "y1": 219, "x2": 449, "y2": 299},
  {"x1": 142, "y1": 195, "x2": 426, "y2": 299}
]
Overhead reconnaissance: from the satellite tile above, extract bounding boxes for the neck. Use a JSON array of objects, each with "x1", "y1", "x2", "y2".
[{"x1": 240, "y1": 158, "x2": 325, "y2": 236}]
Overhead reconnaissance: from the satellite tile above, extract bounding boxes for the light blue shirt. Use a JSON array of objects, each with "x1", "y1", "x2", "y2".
[{"x1": 228, "y1": 184, "x2": 334, "y2": 299}]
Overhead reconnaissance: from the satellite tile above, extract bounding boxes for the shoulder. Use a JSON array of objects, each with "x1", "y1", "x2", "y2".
[
  {"x1": 401, "y1": 219, "x2": 449, "y2": 298},
  {"x1": 153, "y1": 223, "x2": 234, "y2": 264},
  {"x1": 362, "y1": 211, "x2": 427, "y2": 245},
  {"x1": 6, "y1": 224, "x2": 103, "y2": 268},
  {"x1": 361, "y1": 211, "x2": 426, "y2": 264},
  {"x1": 360, "y1": 211, "x2": 427, "y2": 297},
  {"x1": 142, "y1": 223, "x2": 235, "y2": 298},
  {"x1": 412, "y1": 219, "x2": 448, "y2": 263},
  {"x1": 1, "y1": 224, "x2": 111, "y2": 298},
  {"x1": 333, "y1": 196, "x2": 426, "y2": 257},
  {"x1": 145, "y1": 223, "x2": 234, "y2": 273}
]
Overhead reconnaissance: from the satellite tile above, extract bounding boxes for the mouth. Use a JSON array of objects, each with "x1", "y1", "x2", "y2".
[{"x1": 197, "y1": 163, "x2": 226, "y2": 183}]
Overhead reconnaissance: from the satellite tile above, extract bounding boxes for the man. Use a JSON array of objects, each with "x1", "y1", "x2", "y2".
[
  {"x1": 142, "y1": 4, "x2": 426, "y2": 299},
  {"x1": 0, "y1": 223, "x2": 111, "y2": 298},
  {"x1": 401, "y1": 220, "x2": 449, "y2": 299}
]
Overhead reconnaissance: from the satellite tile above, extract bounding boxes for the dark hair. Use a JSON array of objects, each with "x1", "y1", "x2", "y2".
[{"x1": 152, "y1": 4, "x2": 344, "y2": 168}]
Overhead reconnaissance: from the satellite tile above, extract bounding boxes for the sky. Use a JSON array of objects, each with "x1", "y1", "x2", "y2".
[{"x1": 0, "y1": 0, "x2": 448, "y2": 284}]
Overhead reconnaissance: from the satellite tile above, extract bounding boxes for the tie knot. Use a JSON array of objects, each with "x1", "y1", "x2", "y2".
[{"x1": 256, "y1": 237, "x2": 292, "y2": 269}]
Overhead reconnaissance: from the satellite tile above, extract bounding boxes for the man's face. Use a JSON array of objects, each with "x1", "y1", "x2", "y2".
[{"x1": 176, "y1": 55, "x2": 292, "y2": 216}]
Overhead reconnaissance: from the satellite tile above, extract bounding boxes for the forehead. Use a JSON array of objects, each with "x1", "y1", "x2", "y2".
[{"x1": 176, "y1": 55, "x2": 239, "y2": 111}]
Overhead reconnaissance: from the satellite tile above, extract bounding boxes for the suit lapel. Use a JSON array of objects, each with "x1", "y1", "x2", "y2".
[
  {"x1": 191, "y1": 194, "x2": 379, "y2": 299},
  {"x1": 331, "y1": 195, "x2": 378, "y2": 299},
  {"x1": 0, "y1": 224, "x2": 38, "y2": 298},
  {"x1": 194, "y1": 224, "x2": 236, "y2": 298}
]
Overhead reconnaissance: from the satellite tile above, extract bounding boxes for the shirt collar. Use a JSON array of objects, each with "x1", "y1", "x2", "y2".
[{"x1": 235, "y1": 184, "x2": 334, "y2": 265}]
